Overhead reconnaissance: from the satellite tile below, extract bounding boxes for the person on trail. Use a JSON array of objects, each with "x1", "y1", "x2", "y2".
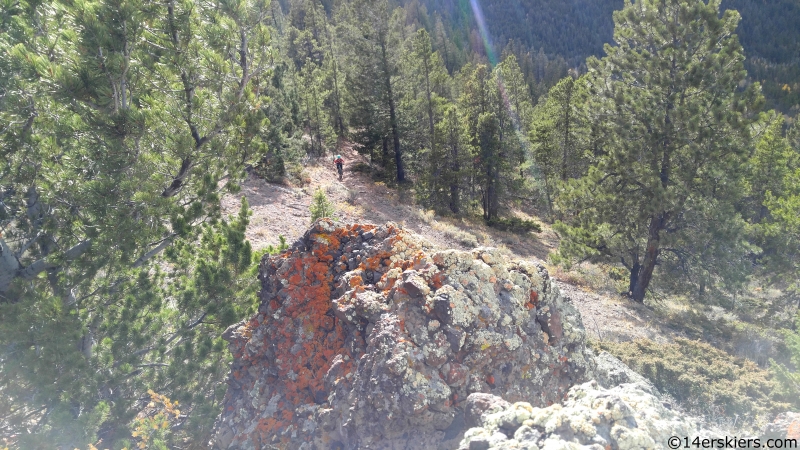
[{"x1": 334, "y1": 154, "x2": 344, "y2": 181}]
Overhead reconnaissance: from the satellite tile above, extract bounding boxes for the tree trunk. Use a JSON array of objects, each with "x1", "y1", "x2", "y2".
[
  {"x1": 489, "y1": 165, "x2": 499, "y2": 220},
  {"x1": 485, "y1": 163, "x2": 498, "y2": 221},
  {"x1": 450, "y1": 140, "x2": 460, "y2": 214},
  {"x1": 0, "y1": 238, "x2": 20, "y2": 294},
  {"x1": 423, "y1": 58, "x2": 435, "y2": 151},
  {"x1": 542, "y1": 172, "x2": 553, "y2": 218},
  {"x1": 380, "y1": 40, "x2": 404, "y2": 182},
  {"x1": 450, "y1": 183, "x2": 459, "y2": 213},
  {"x1": 631, "y1": 212, "x2": 667, "y2": 302},
  {"x1": 561, "y1": 79, "x2": 572, "y2": 181},
  {"x1": 323, "y1": 21, "x2": 345, "y2": 136},
  {"x1": 631, "y1": 83, "x2": 674, "y2": 302},
  {"x1": 388, "y1": 86, "x2": 404, "y2": 182},
  {"x1": 382, "y1": 137, "x2": 389, "y2": 168},
  {"x1": 627, "y1": 259, "x2": 640, "y2": 297}
]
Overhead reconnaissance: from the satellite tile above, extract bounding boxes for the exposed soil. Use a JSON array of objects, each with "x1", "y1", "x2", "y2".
[
  {"x1": 221, "y1": 145, "x2": 672, "y2": 344},
  {"x1": 556, "y1": 282, "x2": 671, "y2": 343}
]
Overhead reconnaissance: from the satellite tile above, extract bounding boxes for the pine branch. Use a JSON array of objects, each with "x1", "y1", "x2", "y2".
[
  {"x1": 132, "y1": 234, "x2": 177, "y2": 268},
  {"x1": 15, "y1": 239, "x2": 92, "y2": 281}
]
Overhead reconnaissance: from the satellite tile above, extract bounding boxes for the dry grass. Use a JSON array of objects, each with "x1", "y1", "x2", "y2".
[
  {"x1": 431, "y1": 219, "x2": 479, "y2": 248},
  {"x1": 336, "y1": 201, "x2": 364, "y2": 218}
]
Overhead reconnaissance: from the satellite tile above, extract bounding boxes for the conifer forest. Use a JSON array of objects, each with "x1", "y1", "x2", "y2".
[{"x1": 1, "y1": 0, "x2": 800, "y2": 448}]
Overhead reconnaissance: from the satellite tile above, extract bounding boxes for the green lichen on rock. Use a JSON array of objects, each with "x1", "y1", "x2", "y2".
[
  {"x1": 459, "y1": 381, "x2": 717, "y2": 450},
  {"x1": 211, "y1": 221, "x2": 594, "y2": 449}
]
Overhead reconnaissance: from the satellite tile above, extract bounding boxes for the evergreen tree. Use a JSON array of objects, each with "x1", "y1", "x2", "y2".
[
  {"x1": 437, "y1": 104, "x2": 473, "y2": 214},
  {"x1": 529, "y1": 75, "x2": 591, "y2": 216},
  {"x1": 287, "y1": 0, "x2": 326, "y2": 68},
  {"x1": 757, "y1": 116, "x2": 800, "y2": 292},
  {"x1": 338, "y1": 0, "x2": 407, "y2": 181},
  {"x1": 402, "y1": 28, "x2": 454, "y2": 208},
  {"x1": 457, "y1": 60, "x2": 527, "y2": 221},
  {"x1": 477, "y1": 111, "x2": 503, "y2": 220},
  {"x1": 744, "y1": 112, "x2": 797, "y2": 224},
  {"x1": 321, "y1": 4, "x2": 346, "y2": 136},
  {"x1": 310, "y1": 187, "x2": 335, "y2": 221},
  {"x1": 0, "y1": 0, "x2": 271, "y2": 445},
  {"x1": 554, "y1": 0, "x2": 762, "y2": 302},
  {"x1": 288, "y1": 0, "x2": 340, "y2": 155},
  {"x1": 772, "y1": 312, "x2": 800, "y2": 401},
  {"x1": 458, "y1": 63, "x2": 492, "y2": 214},
  {"x1": 495, "y1": 54, "x2": 533, "y2": 133},
  {"x1": 433, "y1": 15, "x2": 459, "y2": 74}
]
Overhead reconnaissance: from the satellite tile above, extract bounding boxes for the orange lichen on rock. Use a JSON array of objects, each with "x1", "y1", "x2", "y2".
[
  {"x1": 429, "y1": 271, "x2": 445, "y2": 289},
  {"x1": 788, "y1": 420, "x2": 800, "y2": 440},
  {"x1": 526, "y1": 290, "x2": 539, "y2": 309},
  {"x1": 212, "y1": 220, "x2": 595, "y2": 450},
  {"x1": 239, "y1": 220, "x2": 367, "y2": 441},
  {"x1": 349, "y1": 275, "x2": 363, "y2": 288}
]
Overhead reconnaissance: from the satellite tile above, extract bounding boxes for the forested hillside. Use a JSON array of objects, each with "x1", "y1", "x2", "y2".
[
  {"x1": 404, "y1": 0, "x2": 800, "y2": 111},
  {"x1": 1, "y1": 0, "x2": 799, "y2": 448}
]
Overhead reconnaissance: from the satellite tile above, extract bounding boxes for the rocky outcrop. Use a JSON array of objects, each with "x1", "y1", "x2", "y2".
[
  {"x1": 763, "y1": 412, "x2": 800, "y2": 440},
  {"x1": 211, "y1": 220, "x2": 594, "y2": 449},
  {"x1": 458, "y1": 381, "x2": 714, "y2": 450},
  {"x1": 593, "y1": 351, "x2": 657, "y2": 392}
]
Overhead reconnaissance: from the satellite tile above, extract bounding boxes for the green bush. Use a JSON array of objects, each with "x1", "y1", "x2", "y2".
[
  {"x1": 266, "y1": 235, "x2": 289, "y2": 255},
  {"x1": 597, "y1": 338, "x2": 792, "y2": 421},
  {"x1": 772, "y1": 313, "x2": 800, "y2": 401},
  {"x1": 486, "y1": 217, "x2": 542, "y2": 233},
  {"x1": 310, "y1": 188, "x2": 335, "y2": 222}
]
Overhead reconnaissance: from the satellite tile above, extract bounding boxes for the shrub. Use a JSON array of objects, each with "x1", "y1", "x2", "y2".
[
  {"x1": 253, "y1": 151, "x2": 286, "y2": 182},
  {"x1": 346, "y1": 188, "x2": 360, "y2": 205},
  {"x1": 486, "y1": 217, "x2": 541, "y2": 233},
  {"x1": 772, "y1": 312, "x2": 800, "y2": 402},
  {"x1": 266, "y1": 235, "x2": 288, "y2": 255},
  {"x1": 431, "y1": 220, "x2": 479, "y2": 247},
  {"x1": 597, "y1": 338, "x2": 791, "y2": 421},
  {"x1": 310, "y1": 188, "x2": 335, "y2": 222},
  {"x1": 285, "y1": 162, "x2": 311, "y2": 186}
]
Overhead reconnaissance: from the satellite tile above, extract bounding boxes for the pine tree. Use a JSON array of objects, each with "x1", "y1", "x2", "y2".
[
  {"x1": 402, "y1": 28, "x2": 455, "y2": 209},
  {"x1": 288, "y1": 0, "x2": 340, "y2": 155},
  {"x1": 438, "y1": 104, "x2": 472, "y2": 214},
  {"x1": 529, "y1": 75, "x2": 591, "y2": 216},
  {"x1": 433, "y1": 15, "x2": 458, "y2": 74},
  {"x1": 554, "y1": 0, "x2": 762, "y2": 302},
  {"x1": 745, "y1": 112, "x2": 797, "y2": 223},
  {"x1": 0, "y1": 0, "x2": 272, "y2": 445},
  {"x1": 757, "y1": 115, "x2": 800, "y2": 292},
  {"x1": 477, "y1": 111, "x2": 503, "y2": 220},
  {"x1": 337, "y1": 0, "x2": 407, "y2": 181},
  {"x1": 772, "y1": 312, "x2": 800, "y2": 401},
  {"x1": 495, "y1": 54, "x2": 534, "y2": 133},
  {"x1": 458, "y1": 63, "x2": 491, "y2": 211},
  {"x1": 310, "y1": 187, "x2": 335, "y2": 221},
  {"x1": 456, "y1": 60, "x2": 527, "y2": 221}
]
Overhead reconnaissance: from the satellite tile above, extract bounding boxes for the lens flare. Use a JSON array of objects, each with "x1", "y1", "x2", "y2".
[{"x1": 468, "y1": 0, "x2": 533, "y2": 158}]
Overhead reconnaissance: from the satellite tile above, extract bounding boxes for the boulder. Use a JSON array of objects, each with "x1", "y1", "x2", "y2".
[
  {"x1": 763, "y1": 412, "x2": 800, "y2": 440},
  {"x1": 594, "y1": 350, "x2": 658, "y2": 394},
  {"x1": 459, "y1": 380, "x2": 719, "y2": 450},
  {"x1": 210, "y1": 220, "x2": 594, "y2": 449}
]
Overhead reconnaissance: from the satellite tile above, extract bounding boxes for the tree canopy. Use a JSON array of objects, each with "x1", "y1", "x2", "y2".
[{"x1": 554, "y1": 0, "x2": 763, "y2": 302}]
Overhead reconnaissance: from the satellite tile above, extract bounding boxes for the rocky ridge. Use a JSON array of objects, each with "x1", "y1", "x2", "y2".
[
  {"x1": 458, "y1": 380, "x2": 704, "y2": 450},
  {"x1": 211, "y1": 220, "x2": 594, "y2": 449},
  {"x1": 458, "y1": 351, "x2": 800, "y2": 450}
]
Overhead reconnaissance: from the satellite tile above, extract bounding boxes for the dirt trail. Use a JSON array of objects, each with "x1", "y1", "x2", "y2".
[{"x1": 221, "y1": 147, "x2": 670, "y2": 344}]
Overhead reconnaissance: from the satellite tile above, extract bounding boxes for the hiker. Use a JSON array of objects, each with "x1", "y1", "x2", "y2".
[{"x1": 334, "y1": 154, "x2": 344, "y2": 181}]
